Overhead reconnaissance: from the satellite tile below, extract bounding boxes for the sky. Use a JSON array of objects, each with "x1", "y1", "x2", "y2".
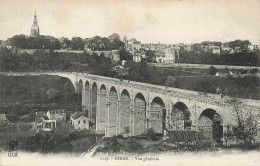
[{"x1": 0, "y1": 0, "x2": 260, "y2": 44}]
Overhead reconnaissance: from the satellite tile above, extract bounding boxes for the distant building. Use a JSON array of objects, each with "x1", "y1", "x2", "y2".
[
  {"x1": 203, "y1": 46, "x2": 210, "y2": 52},
  {"x1": 85, "y1": 50, "x2": 120, "y2": 62},
  {"x1": 253, "y1": 45, "x2": 259, "y2": 51},
  {"x1": 47, "y1": 109, "x2": 66, "y2": 124},
  {"x1": 30, "y1": 11, "x2": 40, "y2": 37},
  {"x1": 234, "y1": 46, "x2": 241, "y2": 53},
  {"x1": 133, "y1": 54, "x2": 141, "y2": 62},
  {"x1": 248, "y1": 44, "x2": 259, "y2": 52},
  {"x1": 184, "y1": 45, "x2": 192, "y2": 52},
  {"x1": 70, "y1": 113, "x2": 89, "y2": 130},
  {"x1": 212, "y1": 46, "x2": 220, "y2": 54},
  {"x1": 155, "y1": 51, "x2": 166, "y2": 63},
  {"x1": 221, "y1": 43, "x2": 230, "y2": 52},
  {"x1": 164, "y1": 48, "x2": 175, "y2": 63},
  {"x1": 155, "y1": 48, "x2": 175, "y2": 63},
  {"x1": 132, "y1": 41, "x2": 141, "y2": 50},
  {"x1": 35, "y1": 111, "x2": 56, "y2": 132},
  {"x1": 41, "y1": 120, "x2": 56, "y2": 131}
]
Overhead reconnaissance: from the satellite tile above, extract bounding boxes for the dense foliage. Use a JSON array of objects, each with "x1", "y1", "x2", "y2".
[
  {"x1": 8, "y1": 33, "x2": 125, "y2": 51},
  {"x1": 10, "y1": 35, "x2": 61, "y2": 50},
  {"x1": 0, "y1": 75, "x2": 81, "y2": 117},
  {"x1": 177, "y1": 40, "x2": 259, "y2": 66},
  {"x1": 0, "y1": 47, "x2": 115, "y2": 77},
  {"x1": 177, "y1": 50, "x2": 259, "y2": 66}
]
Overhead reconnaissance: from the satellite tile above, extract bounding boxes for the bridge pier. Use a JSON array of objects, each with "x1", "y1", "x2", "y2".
[
  {"x1": 96, "y1": 85, "x2": 107, "y2": 134},
  {"x1": 85, "y1": 81, "x2": 90, "y2": 116},
  {"x1": 82, "y1": 87, "x2": 86, "y2": 112}
]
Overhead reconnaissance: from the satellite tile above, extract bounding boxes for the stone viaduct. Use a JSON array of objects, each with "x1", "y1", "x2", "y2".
[
  {"x1": 3, "y1": 72, "x2": 260, "y2": 142},
  {"x1": 46, "y1": 72, "x2": 259, "y2": 141}
]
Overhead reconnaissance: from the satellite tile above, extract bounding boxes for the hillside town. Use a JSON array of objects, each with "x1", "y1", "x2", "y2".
[
  {"x1": 0, "y1": 1, "x2": 260, "y2": 165},
  {"x1": 0, "y1": 11, "x2": 259, "y2": 65}
]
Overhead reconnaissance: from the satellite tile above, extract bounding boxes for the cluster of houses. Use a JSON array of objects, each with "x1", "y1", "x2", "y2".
[
  {"x1": 2, "y1": 34, "x2": 259, "y2": 65},
  {"x1": 122, "y1": 36, "x2": 260, "y2": 63},
  {"x1": 123, "y1": 36, "x2": 178, "y2": 63},
  {"x1": 35, "y1": 109, "x2": 90, "y2": 133},
  {"x1": 193, "y1": 43, "x2": 259, "y2": 55}
]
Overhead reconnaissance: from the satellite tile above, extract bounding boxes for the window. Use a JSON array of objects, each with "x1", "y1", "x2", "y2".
[
  {"x1": 83, "y1": 120, "x2": 86, "y2": 124},
  {"x1": 78, "y1": 120, "x2": 80, "y2": 124}
]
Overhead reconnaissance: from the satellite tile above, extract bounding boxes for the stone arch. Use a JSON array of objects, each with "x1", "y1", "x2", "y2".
[
  {"x1": 84, "y1": 81, "x2": 90, "y2": 116},
  {"x1": 198, "y1": 108, "x2": 223, "y2": 143},
  {"x1": 108, "y1": 86, "x2": 118, "y2": 136},
  {"x1": 78, "y1": 79, "x2": 83, "y2": 94},
  {"x1": 170, "y1": 102, "x2": 192, "y2": 130},
  {"x1": 97, "y1": 84, "x2": 107, "y2": 133},
  {"x1": 133, "y1": 90, "x2": 148, "y2": 104},
  {"x1": 149, "y1": 97, "x2": 166, "y2": 134},
  {"x1": 91, "y1": 82, "x2": 97, "y2": 129},
  {"x1": 118, "y1": 89, "x2": 131, "y2": 135},
  {"x1": 133, "y1": 93, "x2": 147, "y2": 136}
]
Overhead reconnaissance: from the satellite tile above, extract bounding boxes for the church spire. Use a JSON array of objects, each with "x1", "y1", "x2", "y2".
[
  {"x1": 33, "y1": 11, "x2": 38, "y2": 26},
  {"x1": 30, "y1": 11, "x2": 40, "y2": 37}
]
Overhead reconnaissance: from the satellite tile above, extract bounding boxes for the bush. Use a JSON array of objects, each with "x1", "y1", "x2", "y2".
[
  {"x1": 239, "y1": 69, "x2": 248, "y2": 74},
  {"x1": 126, "y1": 140, "x2": 143, "y2": 152},
  {"x1": 250, "y1": 68, "x2": 258, "y2": 74},
  {"x1": 167, "y1": 130, "x2": 204, "y2": 143},
  {"x1": 146, "y1": 128, "x2": 157, "y2": 141},
  {"x1": 208, "y1": 66, "x2": 217, "y2": 75}
]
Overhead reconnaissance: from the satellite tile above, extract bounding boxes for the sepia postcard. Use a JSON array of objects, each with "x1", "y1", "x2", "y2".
[{"x1": 0, "y1": 0, "x2": 260, "y2": 166}]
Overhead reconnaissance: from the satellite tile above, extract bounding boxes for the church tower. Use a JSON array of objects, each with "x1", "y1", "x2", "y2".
[{"x1": 30, "y1": 11, "x2": 40, "y2": 37}]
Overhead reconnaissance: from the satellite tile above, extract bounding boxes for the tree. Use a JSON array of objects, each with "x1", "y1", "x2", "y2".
[
  {"x1": 10, "y1": 35, "x2": 28, "y2": 48},
  {"x1": 119, "y1": 50, "x2": 133, "y2": 61},
  {"x1": 108, "y1": 33, "x2": 121, "y2": 42},
  {"x1": 145, "y1": 50, "x2": 156, "y2": 62},
  {"x1": 71, "y1": 37, "x2": 84, "y2": 50},
  {"x1": 226, "y1": 98, "x2": 260, "y2": 146},
  {"x1": 138, "y1": 59, "x2": 150, "y2": 81},
  {"x1": 60, "y1": 37, "x2": 71, "y2": 50}
]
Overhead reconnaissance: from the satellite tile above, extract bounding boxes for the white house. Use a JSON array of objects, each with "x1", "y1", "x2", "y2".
[
  {"x1": 212, "y1": 46, "x2": 220, "y2": 54},
  {"x1": 133, "y1": 54, "x2": 141, "y2": 62},
  {"x1": 155, "y1": 51, "x2": 166, "y2": 63},
  {"x1": 35, "y1": 111, "x2": 56, "y2": 132},
  {"x1": 47, "y1": 109, "x2": 66, "y2": 124},
  {"x1": 164, "y1": 48, "x2": 175, "y2": 63},
  {"x1": 70, "y1": 113, "x2": 89, "y2": 130},
  {"x1": 221, "y1": 43, "x2": 231, "y2": 52}
]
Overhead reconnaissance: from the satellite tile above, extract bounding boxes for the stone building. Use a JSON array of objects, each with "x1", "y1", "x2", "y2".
[
  {"x1": 47, "y1": 109, "x2": 66, "y2": 125},
  {"x1": 70, "y1": 113, "x2": 89, "y2": 130}
]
